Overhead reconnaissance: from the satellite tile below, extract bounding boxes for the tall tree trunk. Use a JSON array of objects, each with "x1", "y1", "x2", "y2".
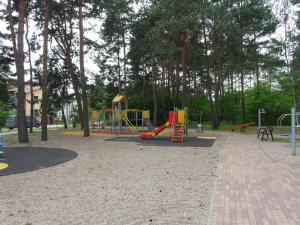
[
  {"x1": 122, "y1": 31, "x2": 127, "y2": 97},
  {"x1": 167, "y1": 63, "x2": 171, "y2": 109},
  {"x1": 202, "y1": 16, "x2": 217, "y2": 129},
  {"x1": 175, "y1": 58, "x2": 180, "y2": 106},
  {"x1": 170, "y1": 62, "x2": 176, "y2": 107},
  {"x1": 179, "y1": 0, "x2": 188, "y2": 107},
  {"x1": 15, "y1": 0, "x2": 28, "y2": 143},
  {"x1": 25, "y1": 18, "x2": 34, "y2": 133},
  {"x1": 117, "y1": 48, "x2": 121, "y2": 94},
  {"x1": 66, "y1": 57, "x2": 83, "y2": 129},
  {"x1": 7, "y1": 0, "x2": 18, "y2": 66},
  {"x1": 61, "y1": 105, "x2": 68, "y2": 129},
  {"x1": 239, "y1": 2, "x2": 246, "y2": 123},
  {"x1": 213, "y1": 49, "x2": 221, "y2": 129},
  {"x1": 161, "y1": 65, "x2": 167, "y2": 121},
  {"x1": 230, "y1": 68, "x2": 236, "y2": 123},
  {"x1": 41, "y1": 0, "x2": 49, "y2": 141},
  {"x1": 61, "y1": 95, "x2": 68, "y2": 129},
  {"x1": 143, "y1": 64, "x2": 146, "y2": 110},
  {"x1": 61, "y1": 81, "x2": 68, "y2": 129},
  {"x1": 240, "y1": 39, "x2": 246, "y2": 123},
  {"x1": 79, "y1": 0, "x2": 90, "y2": 137},
  {"x1": 193, "y1": 69, "x2": 197, "y2": 95},
  {"x1": 151, "y1": 56, "x2": 158, "y2": 126},
  {"x1": 254, "y1": 31, "x2": 260, "y2": 96}
]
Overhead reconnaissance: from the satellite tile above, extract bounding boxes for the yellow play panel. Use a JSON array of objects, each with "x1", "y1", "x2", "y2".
[
  {"x1": 0, "y1": 163, "x2": 8, "y2": 170},
  {"x1": 197, "y1": 136, "x2": 217, "y2": 140}
]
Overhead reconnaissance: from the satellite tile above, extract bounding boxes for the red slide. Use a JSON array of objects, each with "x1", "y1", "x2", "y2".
[
  {"x1": 139, "y1": 111, "x2": 177, "y2": 140},
  {"x1": 139, "y1": 121, "x2": 170, "y2": 140}
]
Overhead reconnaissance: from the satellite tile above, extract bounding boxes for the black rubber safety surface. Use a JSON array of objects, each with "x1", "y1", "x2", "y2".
[
  {"x1": 106, "y1": 136, "x2": 215, "y2": 148},
  {"x1": 0, "y1": 147, "x2": 78, "y2": 176}
]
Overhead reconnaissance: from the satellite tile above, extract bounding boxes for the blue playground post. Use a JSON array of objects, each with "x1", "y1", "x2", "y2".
[{"x1": 0, "y1": 134, "x2": 3, "y2": 150}]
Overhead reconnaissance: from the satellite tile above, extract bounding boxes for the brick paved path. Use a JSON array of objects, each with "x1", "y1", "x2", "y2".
[{"x1": 210, "y1": 133, "x2": 300, "y2": 225}]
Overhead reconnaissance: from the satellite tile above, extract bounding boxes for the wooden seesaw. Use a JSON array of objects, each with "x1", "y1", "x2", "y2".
[{"x1": 231, "y1": 121, "x2": 256, "y2": 132}]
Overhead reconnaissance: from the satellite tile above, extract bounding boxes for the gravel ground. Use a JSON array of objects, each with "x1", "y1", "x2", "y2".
[{"x1": 0, "y1": 131, "x2": 222, "y2": 225}]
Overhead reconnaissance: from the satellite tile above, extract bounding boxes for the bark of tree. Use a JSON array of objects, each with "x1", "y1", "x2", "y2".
[
  {"x1": 203, "y1": 16, "x2": 218, "y2": 129},
  {"x1": 61, "y1": 105, "x2": 67, "y2": 129},
  {"x1": 230, "y1": 68, "x2": 236, "y2": 123},
  {"x1": 122, "y1": 31, "x2": 127, "y2": 97},
  {"x1": 166, "y1": 63, "x2": 171, "y2": 109},
  {"x1": 79, "y1": 0, "x2": 90, "y2": 137},
  {"x1": 254, "y1": 31, "x2": 260, "y2": 96},
  {"x1": 61, "y1": 95, "x2": 68, "y2": 129},
  {"x1": 25, "y1": 18, "x2": 34, "y2": 133},
  {"x1": 170, "y1": 62, "x2": 176, "y2": 107},
  {"x1": 151, "y1": 56, "x2": 158, "y2": 126},
  {"x1": 66, "y1": 56, "x2": 84, "y2": 129},
  {"x1": 240, "y1": 38, "x2": 246, "y2": 123},
  {"x1": 161, "y1": 65, "x2": 167, "y2": 121},
  {"x1": 239, "y1": 2, "x2": 246, "y2": 123},
  {"x1": 179, "y1": 0, "x2": 188, "y2": 107},
  {"x1": 212, "y1": 48, "x2": 221, "y2": 129},
  {"x1": 193, "y1": 69, "x2": 197, "y2": 95},
  {"x1": 175, "y1": 59, "x2": 180, "y2": 106},
  {"x1": 143, "y1": 64, "x2": 146, "y2": 110},
  {"x1": 51, "y1": 13, "x2": 84, "y2": 129},
  {"x1": 7, "y1": 0, "x2": 18, "y2": 66},
  {"x1": 10, "y1": 0, "x2": 28, "y2": 143},
  {"x1": 117, "y1": 47, "x2": 121, "y2": 94},
  {"x1": 17, "y1": 0, "x2": 28, "y2": 142},
  {"x1": 41, "y1": 0, "x2": 50, "y2": 141}
]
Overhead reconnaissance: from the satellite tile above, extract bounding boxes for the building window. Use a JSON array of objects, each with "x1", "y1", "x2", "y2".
[{"x1": 33, "y1": 96, "x2": 39, "y2": 103}]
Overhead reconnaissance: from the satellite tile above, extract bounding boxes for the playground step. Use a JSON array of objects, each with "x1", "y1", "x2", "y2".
[
  {"x1": 173, "y1": 137, "x2": 181, "y2": 140},
  {"x1": 172, "y1": 138, "x2": 182, "y2": 142},
  {"x1": 171, "y1": 123, "x2": 184, "y2": 143},
  {"x1": 173, "y1": 134, "x2": 182, "y2": 138}
]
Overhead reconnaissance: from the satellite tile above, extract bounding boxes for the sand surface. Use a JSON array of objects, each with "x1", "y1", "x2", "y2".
[{"x1": 0, "y1": 131, "x2": 222, "y2": 225}]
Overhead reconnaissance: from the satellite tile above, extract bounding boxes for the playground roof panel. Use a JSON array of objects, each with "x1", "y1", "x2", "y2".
[
  {"x1": 127, "y1": 109, "x2": 142, "y2": 112},
  {"x1": 112, "y1": 95, "x2": 126, "y2": 103}
]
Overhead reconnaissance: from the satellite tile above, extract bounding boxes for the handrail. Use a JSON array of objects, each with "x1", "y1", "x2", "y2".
[
  {"x1": 277, "y1": 113, "x2": 300, "y2": 127},
  {"x1": 126, "y1": 119, "x2": 138, "y2": 131},
  {"x1": 170, "y1": 115, "x2": 176, "y2": 140},
  {"x1": 180, "y1": 124, "x2": 184, "y2": 143},
  {"x1": 277, "y1": 114, "x2": 287, "y2": 126},
  {"x1": 123, "y1": 118, "x2": 138, "y2": 133}
]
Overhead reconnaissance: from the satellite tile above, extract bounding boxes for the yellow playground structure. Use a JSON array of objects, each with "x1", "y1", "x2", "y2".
[{"x1": 91, "y1": 95, "x2": 154, "y2": 135}]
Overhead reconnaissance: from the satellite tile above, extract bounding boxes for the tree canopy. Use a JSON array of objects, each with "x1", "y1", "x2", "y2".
[{"x1": 1, "y1": 0, "x2": 300, "y2": 142}]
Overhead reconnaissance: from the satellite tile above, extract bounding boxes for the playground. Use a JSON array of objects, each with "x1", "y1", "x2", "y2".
[
  {"x1": 0, "y1": 130, "x2": 221, "y2": 225},
  {"x1": 0, "y1": 95, "x2": 219, "y2": 224},
  {"x1": 0, "y1": 129, "x2": 300, "y2": 225},
  {"x1": 1, "y1": 91, "x2": 300, "y2": 225}
]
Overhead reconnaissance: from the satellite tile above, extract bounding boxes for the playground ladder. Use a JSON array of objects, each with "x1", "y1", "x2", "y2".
[
  {"x1": 123, "y1": 118, "x2": 138, "y2": 134},
  {"x1": 171, "y1": 124, "x2": 184, "y2": 143}
]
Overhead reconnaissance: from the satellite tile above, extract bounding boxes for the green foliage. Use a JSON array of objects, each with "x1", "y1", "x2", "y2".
[
  {"x1": 3, "y1": 0, "x2": 294, "y2": 131},
  {"x1": 0, "y1": 79, "x2": 9, "y2": 104},
  {"x1": 245, "y1": 82, "x2": 292, "y2": 125},
  {"x1": 88, "y1": 75, "x2": 108, "y2": 110},
  {"x1": 0, "y1": 101, "x2": 9, "y2": 129}
]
